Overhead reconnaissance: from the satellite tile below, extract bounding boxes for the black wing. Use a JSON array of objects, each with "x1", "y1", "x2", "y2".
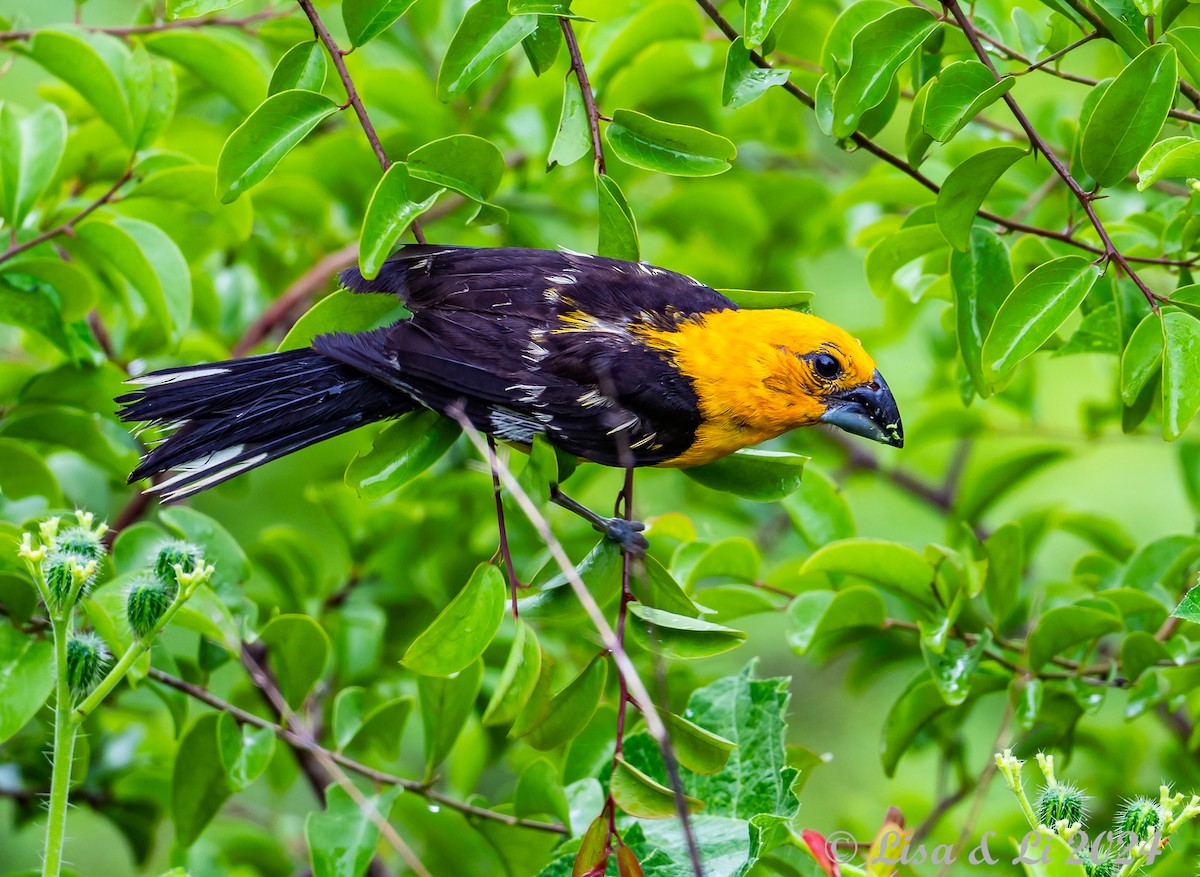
[{"x1": 322, "y1": 246, "x2": 735, "y2": 465}]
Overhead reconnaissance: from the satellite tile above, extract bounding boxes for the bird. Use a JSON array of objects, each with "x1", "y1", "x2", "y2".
[{"x1": 117, "y1": 245, "x2": 902, "y2": 539}]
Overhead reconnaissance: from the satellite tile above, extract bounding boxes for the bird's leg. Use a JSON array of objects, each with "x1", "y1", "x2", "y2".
[
  {"x1": 549, "y1": 483, "x2": 648, "y2": 557},
  {"x1": 487, "y1": 436, "x2": 523, "y2": 615}
]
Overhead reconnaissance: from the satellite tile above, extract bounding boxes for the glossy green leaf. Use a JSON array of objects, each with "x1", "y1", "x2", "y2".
[
  {"x1": 0, "y1": 104, "x2": 67, "y2": 229},
  {"x1": 660, "y1": 710, "x2": 736, "y2": 775},
  {"x1": 216, "y1": 89, "x2": 339, "y2": 203},
  {"x1": 744, "y1": 0, "x2": 791, "y2": 47},
  {"x1": 921, "y1": 630, "x2": 991, "y2": 706},
  {"x1": 515, "y1": 758, "x2": 570, "y2": 826},
  {"x1": 1089, "y1": 0, "x2": 1148, "y2": 56},
  {"x1": 0, "y1": 273, "x2": 78, "y2": 358},
  {"x1": 438, "y1": 0, "x2": 537, "y2": 101},
  {"x1": 864, "y1": 224, "x2": 947, "y2": 299},
  {"x1": 278, "y1": 288, "x2": 406, "y2": 352},
  {"x1": 1166, "y1": 27, "x2": 1200, "y2": 90},
  {"x1": 983, "y1": 522, "x2": 1022, "y2": 623},
  {"x1": 605, "y1": 109, "x2": 736, "y2": 177},
  {"x1": 358, "y1": 163, "x2": 442, "y2": 280},
  {"x1": 820, "y1": 0, "x2": 896, "y2": 73},
  {"x1": 951, "y1": 228, "x2": 1013, "y2": 396},
  {"x1": 716, "y1": 288, "x2": 813, "y2": 310},
  {"x1": 519, "y1": 540, "x2": 622, "y2": 622},
  {"x1": 521, "y1": 16, "x2": 565, "y2": 76},
  {"x1": 402, "y1": 563, "x2": 505, "y2": 676},
  {"x1": 1081, "y1": 44, "x2": 1176, "y2": 189},
  {"x1": 1134, "y1": 135, "x2": 1195, "y2": 191},
  {"x1": 268, "y1": 41, "x2": 328, "y2": 95},
  {"x1": 783, "y1": 466, "x2": 855, "y2": 547},
  {"x1": 831, "y1": 8, "x2": 937, "y2": 139},
  {"x1": 1027, "y1": 605, "x2": 1121, "y2": 669},
  {"x1": 596, "y1": 173, "x2": 639, "y2": 261},
  {"x1": 881, "y1": 671, "x2": 1004, "y2": 776},
  {"x1": 306, "y1": 784, "x2": 401, "y2": 877},
  {"x1": 167, "y1": 0, "x2": 246, "y2": 18},
  {"x1": 922, "y1": 60, "x2": 1014, "y2": 144},
  {"x1": 682, "y1": 449, "x2": 807, "y2": 501},
  {"x1": 722, "y1": 37, "x2": 789, "y2": 109},
  {"x1": 418, "y1": 658, "x2": 482, "y2": 772},
  {"x1": 787, "y1": 587, "x2": 886, "y2": 655},
  {"x1": 637, "y1": 555, "x2": 701, "y2": 617},
  {"x1": 906, "y1": 78, "x2": 935, "y2": 167},
  {"x1": 1162, "y1": 309, "x2": 1200, "y2": 440},
  {"x1": 0, "y1": 624, "x2": 54, "y2": 744},
  {"x1": 1120, "y1": 313, "x2": 1163, "y2": 405},
  {"x1": 258, "y1": 614, "x2": 331, "y2": 708},
  {"x1": 517, "y1": 653, "x2": 606, "y2": 750},
  {"x1": 18, "y1": 29, "x2": 133, "y2": 143},
  {"x1": 936, "y1": 147, "x2": 1026, "y2": 251},
  {"x1": 408, "y1": 134, "x2": 505, "y2": 204},
  {"x1": 482, "y1": 619, "x2": 542, "y2": 725},
  {"x1": 610, "y1": 758, "x2": 703, "y2": 819},
  {"x1": 343, "y1": 0, "x2": 417, "y2": 47},
  {"x1": 548, "y1": 74, "x2": 591, "y2": 169},
  {"x1": 627, "y1": 603, "x2": 747, "y2": 658},
  {"x1": 217, "y1": 711, "x2": 275, "y2": 792},
  {"x1": 573, "y1": 814, "x2": 609, "y2": 877},
  {"x1": 172, "y1": 714, "x2": 234, "y2": 847},
  {"x1": 345, "y1": 409, "x2": 460, "y2": 498},
  {"x1": 1121, "y1": 630, "x2": 1168, "y2": 682},
  {"x1": 144, "y1": 30, "x2": 267, "y2": 115},
  {"x1": 801, "y1": 539, "x2": 937, "y2": 612},
  {"x1": 982, "y1": 256, "x2": 1098, "y2": 381}
]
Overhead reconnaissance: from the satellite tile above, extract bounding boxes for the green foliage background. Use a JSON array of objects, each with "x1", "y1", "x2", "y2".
[{"x1": 2, "y1": 0, "x2": 1200, "y2": 875}]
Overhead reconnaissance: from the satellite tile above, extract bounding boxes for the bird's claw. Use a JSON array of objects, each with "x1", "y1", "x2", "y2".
[{"x1": 596, "y1": 517, "x2": 648, "y2": 557}]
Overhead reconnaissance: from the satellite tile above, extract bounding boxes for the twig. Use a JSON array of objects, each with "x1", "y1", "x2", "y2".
[
  {"x1": 295, "y1": 0, "x2": 426, "y2": 245},
  {"x1": 693, "y1": 1, "x2": 1196, "y2": 269},
  {"x1": 559, "y1": 19, "x2": 605, "y2": 175},
  {"x1": 0, "y1": 167, "x2": 133, "y2": 266},
  {"x1": 146, "y1": 666, "x2": 567, "y2": 834},
  {"x1": 1020, "y1": 31, "x2": 1100, "y2": 74},
  {"x1": 942, "y1": 0, "x2": 1163, "y2": 309},
  {"x1": 0, "y1": 8, "x2": 289, "y2": 41}
]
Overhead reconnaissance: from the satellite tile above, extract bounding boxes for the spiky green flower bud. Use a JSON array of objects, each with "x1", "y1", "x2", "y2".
[
  {"x1": 154, "y1": 541, "x2": 201, "y2": 596},
  {"x1": 126, "y1": 575, "x2": 174, "y2": 640},
  {"x1": 1081, "y1": 851, "x2": 1117, "y2": 877},
  {"x1": 1117, "y1": 797, "x2": 1163, "y2": 841},
  {"x1": 65, "y1": 632, "x2": 109, "y2": 700},
  {"x1": 55, "y1": 525, "x2": 104, "y2": 562},
  {"x1": 1036, "y1": 784, "x2": 1087, "y2": 827},
  {"x1": 41, "y1": 551, "x2": 97, "y2": 610}
]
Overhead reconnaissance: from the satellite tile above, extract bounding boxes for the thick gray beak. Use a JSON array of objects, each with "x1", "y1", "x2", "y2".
[{"x1": 819, "y1": 369, "x2": 904, "y2": 448}]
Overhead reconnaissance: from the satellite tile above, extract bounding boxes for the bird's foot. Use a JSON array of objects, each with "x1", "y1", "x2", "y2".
[{"x1": 594, "y1": 516, "x2": 648, "y2": 557}]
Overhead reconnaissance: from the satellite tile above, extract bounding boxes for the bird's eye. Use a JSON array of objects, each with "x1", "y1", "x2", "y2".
[{"x1": 812, "y1": 353, "x2": 842, "y2": 380}]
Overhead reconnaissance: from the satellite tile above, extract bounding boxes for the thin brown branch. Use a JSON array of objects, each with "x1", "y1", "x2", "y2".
[
  {"x1": 559, "y1": 19, "x2": 605, "y2": 176},
  {"x1": 1020, "y1": 31, "x2": 1100, "y2": 74},
  {"x1": 0, "y1": 8, "x2": 289, "y2": 41},
  {"x1": 941, "y1": 0, "x2": 1163, "y2": 309},
  {"x1": 147, "y1": 665, "x2": 567, "y2": 834},
  {"x1": 295, "y1": 0, "x2": 426, "y2": 245},
  {"x1": 0, "y1": 167, "x2": 133, "y2": 266}
]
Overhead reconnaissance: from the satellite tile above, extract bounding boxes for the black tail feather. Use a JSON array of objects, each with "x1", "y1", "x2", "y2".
[{"x1": 118, "y1": 348, "x2": 415, "y2": 501}]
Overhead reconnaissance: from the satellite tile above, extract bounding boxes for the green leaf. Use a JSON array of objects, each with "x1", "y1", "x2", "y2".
[
  {"x1": 627, "y1": 604, "x2": 747, "y2": 659},
  {"x1": 0, "y1": 273, "x2": 78, "y2": 358},
  {"x1": 1172, "y1": 589, "x2": 1200, "y2": 623},
  {"x1": 1163, "y1": 309, "x2": 1200, "y2": 440},
  {"x1": 143, "y1": 30, "x2": 267, "y2": 115},
  {"x1": 1081, "y1": 44, "x2": 1177, "y2": 189},
  {"x1": 636, "y1": 555, "x2": 702, "y2": 617},
  {"x1": 438, "y1": 0, "x2": 537, "y2": 101},
  {"x1": 611, "y1": 758, "x2": 704, "y2": 819},
  {"x1": 959, "y1": 446, "x2": 1068, "y2": 521},
  {"x1": 1027, "y1": 605, "x2": 1122, "y2": 669},
  {"x1": 922, "y1": 60, "x2": 1014, "y2": 143},
  {"x1": 419, "y1": 658, "x2": 482, "y2": 772},
  {"x1": 0, "y1": 104, "x2": 67, "y2": 229},
  {"x1": 787, "y1": 587, "x2": 886, "y2": 655},
  {"x1": 258, "y1": 614, "x2": 331, "y2": 708},
  {"x1": 801, "y1": 539, "x2": 937, "y2": 612},
  {"x1": 343, "y1": 0, "x2": 417, "y2": 47},
  {"x1": 1134, "y1": 135, "x2": 1196, "y2": 191},
  {"x1": 482, "y1": 619, "x2": 542, "y2": 726},
  {"x1": 402, "y1": 563, "x2": 505, "y2": 676},
  {"x1": 517, "y1": 653, "x2": 607, "y2": 750},
  {"x1": 1089, "y1": 0, "x2": 1148, "y2": 56},
  {"x1": 217, "y1": 711, "x2": 275, "y2": 792},
  {"x1": 19, "y1": 29, "x2": 133, "y2": 144},
  {"x1": 722, "y1": 37, "x2": 789, "y2": 109},
  {"x1": 783, "y1": 467, "x2": 855, "y2": 547},
  {"x1": 215, "y1": 89, "x2": 339, "y2": 203},
  {"x1": 332, "y1": 687, "x2": 367, "y2": 751},
  {"x1": 906, "y1": 79, "x2": 935, "y2": 167},
  {"x1": 279, "y1": 288, "x2": 406, "y2": 352},
  {"x1": 408, "y1": 134, "x2": 505, "y2": 205},
  {"x1": 159, "y1": 505, "x2": 250, "y2": 594},
  {"x1": 715, "y1": 288, "x2": 813, "y2": 310},
  {"x1": 983, "y1": 522, "x2": 1022, "y2": 623},
  {"x1": 519, "y1": 540, "x2": 622, "y2": 622},
  {"x1": 0, "y1": 624, "x2": 54, "y2": 743},
  {"x1": 167, "y1": 0, "x2": 247, "y2": 19},
  {"x1": 936, "y1": 147, "x2": 1026, "y2": 251},
  {"x1": 515, "y1": 758, "x2": 570, "y2": 827},
  {"x1": 549, "y1": 75, "x2": 591, "y2": 169},
  {"x1": 306, "y1": 784, "x2": 401, "y2": 877},
  {"x1": 660, "y1": 710, "x2": 736, "y2": 775},
  {"x1": 921, "y1": 630, "x2": 991, "y2": 706},
  {"x1": 951, "y1": 228, "x2": 1013, "y2": 397},
  {"x1": 681, "y1": 449, "x2": 807, "y2": 501},
  {"x1": 744, "y1": 0, "x2": 790, "y2": 47},
  {"x1": 596, "y1": 173, "x2": 639, "y2": 261},
  {"x1": 1121, "y1": 630, "x2": 1168, "y2": 682},
  {"x1": 982, "y1": 256, "x2": 1099, "y2": 381},
  {"x1": 605, "y1": 109, "x2": 736, "y2": 177},
  {"x1": 268, "y1": 41, "x2": 328, "y2": 95},
  {"x1": 521, "y1": 16, "x2": 564, "y2": 75},
  {"x1": 1120, "y1": 313, "x2": 1163, "y2": 405},
  {"x1": 345, "y1": 409, "x2": 460, "y2": 498},
  {"x1": 1167, "y1": 27, "x2": 1200, "y2": 87},
  {"x1": 864, "y1": 224, "x2": 948, "y2": 299},
  {"x1": 172, "y1": 714, "x2": 234, "y2": 847},
  {"x1": 882, "y1": 672, "x2": 1005, "y2": 776},
  {"x1": 358, "y1": 163, "x2": 442, "y2": 280},
  {"x1": 830, "y1": 8, "x2": 937, "y2": 139}
]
